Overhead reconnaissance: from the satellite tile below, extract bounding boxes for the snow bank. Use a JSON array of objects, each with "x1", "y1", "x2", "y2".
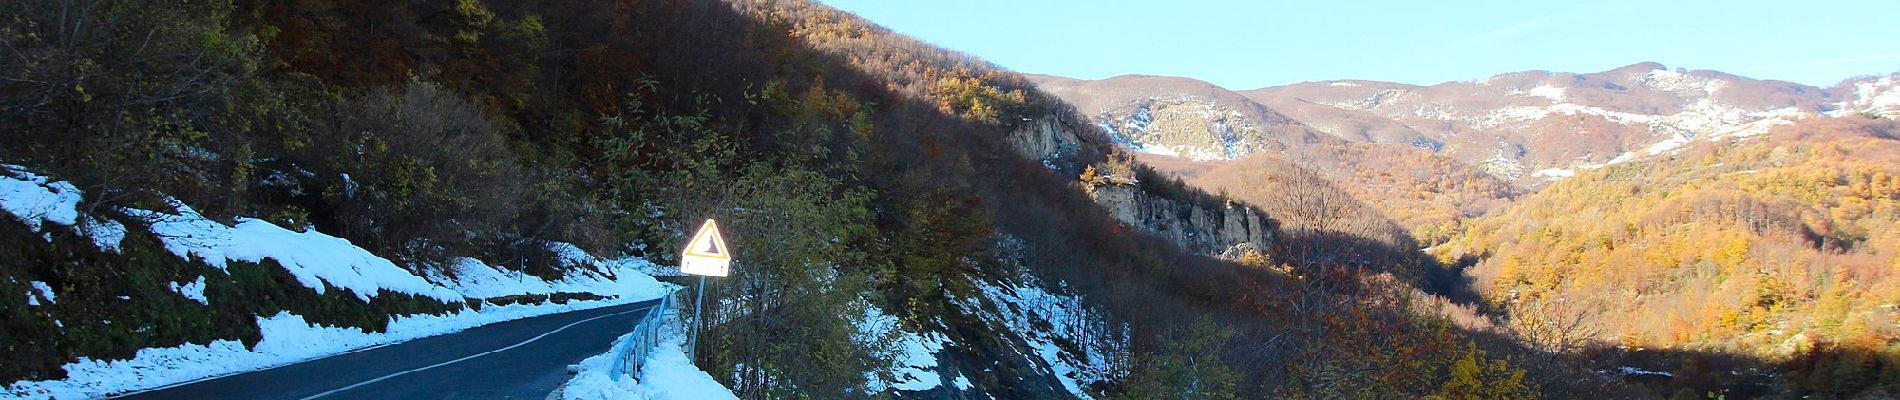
[
  {"x1": 126, "y1": 203, "x2": 466, "y2": 303},
  {"x1": 10, "y1": 295, "x2": 665, "y2": 399},
  {"x1": 435, "y1": 255, "x2": 667, "y2": 301},
  {"x1": 562, "y1": 308, "x2": 738, "y2": 400},
  {"x1": 1, "y1": 165, "x2": 672, "y2": 399}
]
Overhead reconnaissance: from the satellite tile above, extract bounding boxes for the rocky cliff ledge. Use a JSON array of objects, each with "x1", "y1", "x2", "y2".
[
  {"x1": 1007, "y1": 114, "x2": 1277, "y2": 259},
  {"x1": 1085, "y1": 183, "x2": 1274, "y2": 259}
]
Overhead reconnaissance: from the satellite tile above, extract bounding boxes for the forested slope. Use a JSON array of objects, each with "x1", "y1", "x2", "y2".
[{"x1": 1435, "y1": 116, "x2": 1900, "y2": 398}]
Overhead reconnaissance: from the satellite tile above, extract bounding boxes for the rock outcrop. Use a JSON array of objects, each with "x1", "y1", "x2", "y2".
[
  {"x1": 1006, "y1": 112, "x2": 1278, "y2": 259},
  {"x1": 1085, "y1": 183, "x2": 1274, "y2": 259}
]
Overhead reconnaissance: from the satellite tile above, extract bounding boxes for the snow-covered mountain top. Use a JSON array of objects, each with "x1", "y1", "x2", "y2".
[{"x1": 1833, "y1": 72, "x2": 1900, "y2": 118}]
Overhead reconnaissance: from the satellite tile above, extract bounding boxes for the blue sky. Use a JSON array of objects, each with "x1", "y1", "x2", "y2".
[{"x1": 817, "y1": 0, "x2": 1900, "y2": 89}]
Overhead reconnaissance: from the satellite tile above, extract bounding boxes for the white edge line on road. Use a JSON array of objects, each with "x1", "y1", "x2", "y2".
[{"x1": 299, "y1": 306, "x2": 648, "y2": 400}]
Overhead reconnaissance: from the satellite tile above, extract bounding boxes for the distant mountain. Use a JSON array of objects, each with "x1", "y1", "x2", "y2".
[
  {"x1": 1025, "y1": 74, "x2": 1336, "y2": 161},
  {"x1": 1245, "y1": 62, "x2": 1871, "y2": 183},
  {"x1": 1039, "y1": 63, "x2": 1900, "y2": 186},
  {"x1": 1832, "y1": 72, "x2": 1900, "y2": 118}
]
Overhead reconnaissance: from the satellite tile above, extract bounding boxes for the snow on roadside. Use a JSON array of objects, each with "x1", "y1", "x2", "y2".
[
  {"x1": 10, "y1": 293, "x2": 666, "y2": 400},
  {"x1": 1, "y1": 165, "x2": 673, "y2": 399},
  {"x1": 561, "y1": 306, "x2": 738, "y2": 400},
  {"x1": 432, "y1": 254, "x2": 667, "y2": 301}
]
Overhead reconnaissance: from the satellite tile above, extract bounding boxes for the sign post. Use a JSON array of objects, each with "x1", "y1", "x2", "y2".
[{"x1": 679, "y1": 219, "x2": 731, "y2": 364}]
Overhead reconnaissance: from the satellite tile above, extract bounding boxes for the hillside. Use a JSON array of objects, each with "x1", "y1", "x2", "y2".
[{"x1": 1434, "y1": 116, "x2": 1900, "y2": 397}]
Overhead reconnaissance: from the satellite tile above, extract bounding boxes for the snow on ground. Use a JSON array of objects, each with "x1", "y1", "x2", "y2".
[
  {"x1": 80, "y1": 216, "x2": 125, "y2": 252},
  {"x1": 1642, "y1": 69, "x2": 1725, "y2": 96},
  {"x1": 126, "y1": 201, "x2": 467, "y2": 303},
  {"x1": 432, "y1": 255, "x2": 666, "y2": 301},
  {"x1": 1531, "y1": 168, "x2": 1576, "y2": 180},
  {"x1": 1136, "y1": 143, "x2": 1182, "y2": 158},
  {"x1": 561, "y1": 305, "x2": 737, "y2": 400},
  {"x1": 1526, "y1": 85, "x2": 1567, "y2": 102},
  {"x1": 11, "y1": 294, "x2": 667, "y2": 400},
  {"x1": 27, "y1": 281, "x2": 55, "y2": 306},
  {"x1": 1, "y1": 165, "x2": 671, "y2": 399},
  {"x1": 170, "y1": 276, "x2": 208, "y2": 304},
  {"x1": 958, "y1": 272, "x2": 1119, "y2": 400},
  {"x1": 856, "y1": 304, "x2": 950, "y2": 393},
  {"x1": 0, "y1": 165, "x2": 81, "y2": 236},
  {"x1": 1616, "y1": 366, "x2": 1674, "y2": 378},
  {"x1": 1837, "y1": 74, "x2": 1900, "y2": 117}
]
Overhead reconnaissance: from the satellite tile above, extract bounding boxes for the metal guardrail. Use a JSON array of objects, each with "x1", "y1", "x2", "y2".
[{"x1": 609, "y1": 291, "x2": 673, "y2": 382}]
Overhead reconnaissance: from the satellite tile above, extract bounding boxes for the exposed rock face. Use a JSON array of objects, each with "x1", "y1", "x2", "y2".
[
  {"x1": 1085, "y1": 183, "x2": 1274, "y2": 258},
  {"x1": 1008, "y1": 115, "x2": 1083, "y2": 166},
  {"x1": 1006, "y1": 112, "x2": 1278, "y2": 259}
]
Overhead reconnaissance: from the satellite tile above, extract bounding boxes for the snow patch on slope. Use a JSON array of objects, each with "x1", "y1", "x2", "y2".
[
  {"x1": 170, "y1": 277, "x2": 208, "y2": 304},
  {"x1": 1643, "y1": 69, "x2": 1726, "y2": 96},
  {"x1": 1532, "y1": 168, "x2": 1576, "y2": 180},
  {"x1": 126, "y1": 202, "x2": 466, "y2": 303},
  {"x1": 0, "y1": 165, "x2": 81, "y2": 235},
  {"x1": 1834, "y1": 74, "x2": 1900, "y2": 118},
  {"x1": 1526, "y1": 85, "x2": 1567, "y2": 102},
  {"x1": 28, "y1": 281, "x2": 56, "y2": 306},
  {"x1": 856, "y1": 304, "x2": 951, "y2": 393},
  {"x1": 955, "y1": 242, "x2": 1127, "y2": 400}
]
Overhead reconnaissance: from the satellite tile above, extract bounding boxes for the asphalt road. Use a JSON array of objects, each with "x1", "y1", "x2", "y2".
[{"x1": 117, "y1": 299, "x2": 663, "y2": 400}]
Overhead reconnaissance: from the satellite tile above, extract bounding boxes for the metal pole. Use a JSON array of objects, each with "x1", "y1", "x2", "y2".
[{"x1": 689, "y1": 275, "x2": 705, "y2": 364}]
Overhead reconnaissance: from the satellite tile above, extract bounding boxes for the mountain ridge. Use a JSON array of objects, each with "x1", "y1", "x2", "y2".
[{"x1": 1036, "y1": 62, "x2": 1897, "y2": 186}]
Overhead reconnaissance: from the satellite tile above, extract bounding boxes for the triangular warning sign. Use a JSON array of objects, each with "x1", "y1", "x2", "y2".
[{"x1": 682, "y1": 219, "x2": 730, "y2": 260}]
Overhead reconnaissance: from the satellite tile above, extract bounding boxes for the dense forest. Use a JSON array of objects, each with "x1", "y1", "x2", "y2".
[{"x1": 1435, "y1": 117, "x2": 1900, "y2": 398}]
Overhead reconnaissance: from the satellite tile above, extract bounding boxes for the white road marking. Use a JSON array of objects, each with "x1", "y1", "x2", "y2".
[{"x1": 300, "y1": 307, "x2": 647, "y2": 399}]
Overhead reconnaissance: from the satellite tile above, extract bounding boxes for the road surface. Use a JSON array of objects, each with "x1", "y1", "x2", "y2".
[{"x1": 117, "y1": 299, "x2": 664, "y2": 400}]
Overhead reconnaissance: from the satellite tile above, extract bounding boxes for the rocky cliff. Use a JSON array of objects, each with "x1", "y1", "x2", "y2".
[
  {"x1": 1007, "y1": 113, "x2": 1277, "y2": 259},
  {"x1": 1084, "y1": 183, "x2": 1274, "y2": 259}
]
